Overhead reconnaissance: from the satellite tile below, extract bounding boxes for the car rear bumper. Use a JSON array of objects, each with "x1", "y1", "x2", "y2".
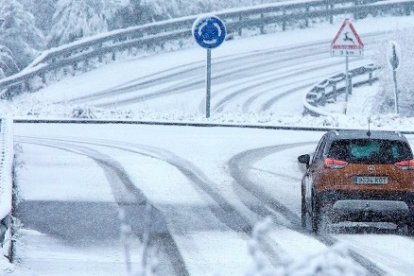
[{"x1": 317, "y1": 191, "x2": 414, "y2": 223}]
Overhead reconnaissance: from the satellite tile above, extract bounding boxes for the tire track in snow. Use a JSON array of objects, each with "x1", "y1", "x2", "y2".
[
  {"x1": 58, "y1": 41, "x2": 333, "y2": 106},
  {"x1": 215, "y1": 62, "x2": 342, "y2": 112},
  {"x1": 93, "y1": 48, "x2": 331, "y2": 108},
  {"x1": 59, "y1": 31, "x2": 387, "y2": 111},
  {"x1": 17, "y1": 138, "x2": 189, "y2": 276},
  {"x1": 209, "y1": 56, "x2": 335, "y2": 112},
  {"x1": 19, "y1": 135, "x2": 255, "y2": 234},
  {"x1": 228, "y1": 142, "x2": 386, "y2": 276},
  {"x1": 61, "y1": 45, "x2": 326, "y2": 107},
  {"x1": 19, "y1": 135, "x2": 304, "y2": 271}
]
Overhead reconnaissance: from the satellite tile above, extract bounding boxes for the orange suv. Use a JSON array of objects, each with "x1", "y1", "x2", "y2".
[{"x1": 298, "y1": 130, "x2": 414, "y2": 233}]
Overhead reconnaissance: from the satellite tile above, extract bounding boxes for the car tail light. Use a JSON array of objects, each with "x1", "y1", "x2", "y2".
[
  {"x1": 394, "y1": 160, "x2": 414, "y2": 170},
  {"x1": 324, "y1": 158, "x2": 348, "y2": 169}
]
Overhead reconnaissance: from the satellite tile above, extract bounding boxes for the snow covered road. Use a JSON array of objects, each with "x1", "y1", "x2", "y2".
[{"x1": 11, "y1": 123, "x2": 414, "y2": 275}]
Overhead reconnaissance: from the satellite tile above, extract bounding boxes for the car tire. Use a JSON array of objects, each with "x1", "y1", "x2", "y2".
[{"x1": 311, "y1": 191, "x2": 321, "y2": 233}]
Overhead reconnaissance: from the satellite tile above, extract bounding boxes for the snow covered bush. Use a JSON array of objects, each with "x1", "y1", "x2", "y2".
[
  {"x1": 373, "y1": 28, "x2": 414, "y2": 116},
  {"x1": 71, "y1": 106, "x2": 97, "y2": 119},
  {"x1": 246, "y1": 217, "x2": 288, "y2": 275},
  {"x1": 246, "y1": 217, "x2": 367, "y2": 276},
  {"x1": 0, "y1": 45, "x2": 19, "y2": 78},
  {"x1": 119, "y1": 206, "x2": 159, "y2": 276}
]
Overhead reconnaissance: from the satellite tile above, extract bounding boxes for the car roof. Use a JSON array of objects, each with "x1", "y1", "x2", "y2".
[{"x1": 326, "y1": 129, "x2": 408, "y2": 142}]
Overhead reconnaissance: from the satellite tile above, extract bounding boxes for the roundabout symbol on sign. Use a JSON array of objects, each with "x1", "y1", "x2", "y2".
[
  {"x1": 192, "y1": 15, "x2": 226, "y2": 118},
  {"x1": 192, "y1": 15, "x2": 226, "y2": 49}
]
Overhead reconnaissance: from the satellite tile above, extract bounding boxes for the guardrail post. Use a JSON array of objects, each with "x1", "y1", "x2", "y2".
[
  {"x1": 83, "y1": 59, "x2": 89, "y2": 72},
  {"x1": 330, "y1": 80, "x2": 337, "y2": 101},
  {"x1": 404, "y1": 3, "x2": 412, "y2": 15},
  {"x1": 326, "y1": 1, "x2": 334, "y2": 24},
  {"x1": 112, "y1": 50, "x2": 116, "y2": 61},
  {"x1": 260, "y1": 13, "x2": 265, "y2": 34},
  {"x1": 282, "y1": 9, "x2": 287, "y2": 31},
  {"x1": 320, "y1": 87, "x2": 326, "y2": 106},
  {"x1": 330, "y1": 4, "x2": 334, "y2": 24},
  {"x1": 305, "y1": 5, "x2": 310, "y2": 28},
  {"x1": 368, "y1": 71, "x2": 373, "y2": 85},
  {"x1": 72, "y1": 62, "x2": 78, "y2": 73},
  {"x1": 24, "y1": 80, "x2": 31, "y2": 92},
  {"x1": 353, "y1": 0, "x2": 360, "y2": 19},
  {"x1": 238, "y1": 15, "x2": 243, "y2": 36},
  {"x1": 97, "y1": 42, "x2": 103, "y2": 63},
  {"x1": 40, "y1": 73, "x2": 46, "y2": 84}
]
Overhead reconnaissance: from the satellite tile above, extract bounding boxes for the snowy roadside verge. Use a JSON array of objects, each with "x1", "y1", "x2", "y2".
[{"x1": 0, "y1": 118, "x2": 15, "y2": 270}]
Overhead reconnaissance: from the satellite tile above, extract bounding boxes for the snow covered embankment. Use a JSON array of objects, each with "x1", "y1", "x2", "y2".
[{"x1": 0, "y1": 118, "x2": 14, "y2": 269}]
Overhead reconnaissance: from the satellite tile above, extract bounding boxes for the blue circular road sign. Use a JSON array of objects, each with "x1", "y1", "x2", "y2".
[{"x1": 192, "y1": 15, "x2": 226, "y2": 49}]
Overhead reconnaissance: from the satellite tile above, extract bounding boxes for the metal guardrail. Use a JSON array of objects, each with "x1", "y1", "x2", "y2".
[
  {"x1": 0, "y1": 0, "x2": 413, "y2": 97},
  {"x1": 303, "y1": 63, "x2": 380, "y2": 116}
]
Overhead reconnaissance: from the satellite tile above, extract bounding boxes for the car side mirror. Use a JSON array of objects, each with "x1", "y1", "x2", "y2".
[{"x1": 298, "y1": 154, "x2": 310, "y2": 168}]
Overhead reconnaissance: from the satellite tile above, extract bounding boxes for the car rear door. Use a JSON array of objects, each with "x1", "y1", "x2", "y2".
[
  {"x1": 321, "y1": 139, "x2": 414, "y2": 192},
  {"x1": 305, "y1": 136, "x2": 327, "y2": 201}
]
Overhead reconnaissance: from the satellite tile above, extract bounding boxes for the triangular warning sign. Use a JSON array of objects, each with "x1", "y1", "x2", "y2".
[{"x1": 331, "y1": 19, "x2": 364, "y2": 50}]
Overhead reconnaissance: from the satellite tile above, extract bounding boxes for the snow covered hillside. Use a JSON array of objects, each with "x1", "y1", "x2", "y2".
[{"x1": 3, "y1": 16, "x2": 414, "y2": 128}]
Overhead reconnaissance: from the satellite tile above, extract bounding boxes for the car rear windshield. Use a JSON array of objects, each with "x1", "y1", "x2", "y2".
[{"x1": 327, "y1": 139, "x2": 413, "y2": 164}]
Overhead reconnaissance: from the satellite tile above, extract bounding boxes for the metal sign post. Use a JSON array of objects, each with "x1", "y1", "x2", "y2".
[
  {"x1": 192, "y1": 15, "x2": 226, "y2": 118},
  {"x1": 206, "y1": 49, "x2": 212, "y2": 118},
  {"x1": 388, "y1": 41, "x2": 400, "y2": 115},
  {"x1": 344, "y1": 52, "x2": 349, "y2": 115},
  {"x1": 331, "y1": 19, "x2": 364, "y2": 115},
  {"x1": 393, "y1": 69, "x2": 399, "y2": 114}
]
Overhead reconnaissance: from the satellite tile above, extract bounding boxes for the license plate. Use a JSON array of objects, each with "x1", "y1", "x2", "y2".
[{"x1": 354, "y1": 176, "x2": 388, "y2": 185}]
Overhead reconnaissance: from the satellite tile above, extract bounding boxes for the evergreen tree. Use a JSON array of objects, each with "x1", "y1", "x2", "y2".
[
  {"x1": 48, "y1": 0, "x2": 125, "y2": 47},
  {"x1": 19, "y1": 0, "x2": 57, "y2": 33},
  {"x1": 109, "y1": 0, "x2": 163, "y2": 29},
  {"x1": 0, "y1": 0, "x2": 45, "y2": 70}
]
